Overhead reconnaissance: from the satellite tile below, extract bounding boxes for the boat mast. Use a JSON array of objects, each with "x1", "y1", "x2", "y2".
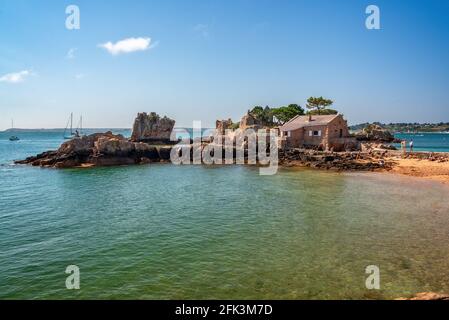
[{"x1": 70, "y1": 113, "x2": 73, "y2": 135}]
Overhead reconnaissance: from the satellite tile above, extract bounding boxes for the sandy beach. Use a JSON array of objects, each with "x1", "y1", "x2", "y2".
[{"x1": 386, "y1": 156, "x2": 449, "y2": 184}]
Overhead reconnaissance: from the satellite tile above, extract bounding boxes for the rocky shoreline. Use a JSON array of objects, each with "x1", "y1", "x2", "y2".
[
  {"x1": 14, "y1": 112, "x2": 449, "y2": 179},
  {"x1": 14, "y1": 129, "x2": 396, "y2": 171},
  {"x1": 279, "y1": 148, "x2": 394, "y2": 171},
  {"x1": 15, "y1": 131, "x2": 173, "y2": 168},
  {"x1": 15, "y1": 131, "x2": 449, "y2": 187}
]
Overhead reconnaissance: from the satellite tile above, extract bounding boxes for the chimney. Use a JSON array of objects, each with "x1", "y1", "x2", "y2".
[{"x1": 308, "y1": 114, "x2": 312, "y2": 122}]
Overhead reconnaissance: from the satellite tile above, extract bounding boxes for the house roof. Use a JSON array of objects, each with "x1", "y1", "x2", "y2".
[{"x1": 280, "y1": 114, "x2": 340, "y2": 132}]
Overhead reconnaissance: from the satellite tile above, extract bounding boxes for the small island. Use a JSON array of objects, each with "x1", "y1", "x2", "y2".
[{"x1": 15, "y1": 97, "x2": 449, "y2": 183}]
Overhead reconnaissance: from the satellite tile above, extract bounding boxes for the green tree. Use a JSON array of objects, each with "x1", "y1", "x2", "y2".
[
  {"x1": 306, "y1": 108, "x2": 338, "y2": 115},
  {"x1": 263, "y1": 105, "x2": 273, "y2": 125},
  {"x1": 272, "y1": 104, "x2": 305, "y2": 124},
  {"x1": 250, "y1": 105, "x2": 274, "y2": 125},
  {"x1": 306, "y1": 96, "x2": 334, "y2": 115},
  {"x1": 250, "y1": 106, "x2": 264, "y2": 119}
]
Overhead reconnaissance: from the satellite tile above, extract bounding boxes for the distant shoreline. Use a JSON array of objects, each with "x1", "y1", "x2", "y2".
[
  {"x1": 350, "y1": 122, "x2": 449, "y2": 133},
  {"x1": 393, "y1": 131, "x2": 449, "y2": 134},
  {"x1": 3, "y1": 128, "x2": 449, "y2": 134},
  {"x1": 1, "y1": 128, "x2": 130, "y2": 133}
]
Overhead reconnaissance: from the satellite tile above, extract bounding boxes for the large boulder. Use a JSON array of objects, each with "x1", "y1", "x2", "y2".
[
  {"x1": 58, "y1": 131, "x2": 119, "y2": 155},
  {"x1": 131, "y1": 112, "x2": 175, "y2": 143},
  {"x1": 355, "y1": 124, "x2": 394, "y2": 142},
  {"x1": 15, "y1": 131, "x2": 159, "y2": 168},
  {"x1": 94, "y1": 136, "x2": 135, "y2": 156},
  {"x1": 134, "y1": 142, "x2": 159, "y2": 159},
  {"x1": 157, "y1": 146, "x2": 172, "y2": 160}
]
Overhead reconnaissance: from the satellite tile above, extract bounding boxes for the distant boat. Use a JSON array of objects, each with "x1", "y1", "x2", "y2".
[
  {"x1": 9, "y1": 119, "x2": 19, "y2": 141},
  {"x1": 63, "y1": 113, "x2": 75, "y2": 139},
  {"x1": 63, "y1": 113, "x2": 84, "y2": 139}
]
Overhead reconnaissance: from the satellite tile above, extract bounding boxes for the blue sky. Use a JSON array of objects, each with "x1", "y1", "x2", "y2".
[{"x1": 1, "y1": 0, "x2": 449, "y2": 130}]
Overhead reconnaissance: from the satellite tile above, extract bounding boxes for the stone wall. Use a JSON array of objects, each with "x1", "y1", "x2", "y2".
[
  {"x1": 287, "y1": 128, "x2": 305, "y2": 148},
  {"x1": 215, "y1": 119, "x2": 233, "y2": 135},
  {"x1": 302, "y1": 125, "x2": 328, "y2": 147},
  {"x1": 327, "y1": 115, "x2": 350, "y2": 139},
  {"x1": 328, "y1": 137, "x2": 360, "y2": 152},
  {"x1": 239, "y1": 112, "x2": 263, "y2": 130}
]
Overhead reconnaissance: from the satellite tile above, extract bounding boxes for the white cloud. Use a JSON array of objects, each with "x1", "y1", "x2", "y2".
[
  {"x1": 66, "y1": 48, "x2": 77, "y2": 59},
  {"x1": 0, "y1": 70, "x2": 32, "y2": 83},
  {"x1": 98, "y1": 37, "x2": 152, "y2": 55}
]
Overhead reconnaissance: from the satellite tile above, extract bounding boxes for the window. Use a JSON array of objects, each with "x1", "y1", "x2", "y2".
[
  {"x1": 311, "y1": 130, "x2": 321, "y2": 137},
  {"x1": 287, "y1": 131, "x2": 291, "y2": 137}
]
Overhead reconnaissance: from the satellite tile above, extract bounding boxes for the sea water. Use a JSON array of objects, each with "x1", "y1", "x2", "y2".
[
  {"x1": 394, "y1": 132, "x2": 449, "y2": 152},
  {"x1": 0, "y1": 130, "x2": 449, "y2": 299}
]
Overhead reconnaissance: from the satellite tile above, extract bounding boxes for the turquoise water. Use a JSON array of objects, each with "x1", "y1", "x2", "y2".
[
  {"x1": 394, "y1": 132, "x2": 449, "y2": 152},
  {"x1": 1, "y1": 130, "x2": 449, "y2": 299}
]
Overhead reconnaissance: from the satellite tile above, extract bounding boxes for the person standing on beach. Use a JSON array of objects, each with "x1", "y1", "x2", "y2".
[
  {"x1": 401, "y1": 140, "x2": 407, "y2": 155},
  {"x1": 409, "y1": 139, "x2": 414, "y2": 153}
]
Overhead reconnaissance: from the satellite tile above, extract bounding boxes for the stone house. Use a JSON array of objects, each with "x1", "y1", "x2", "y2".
[{"x1": 279, "y1": 114, "x2": 357, "y2": 151}]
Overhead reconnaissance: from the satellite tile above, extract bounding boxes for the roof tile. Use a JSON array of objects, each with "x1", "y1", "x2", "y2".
[{"x1": 280, "y1": 115, "x2": 339, "y2": 131}]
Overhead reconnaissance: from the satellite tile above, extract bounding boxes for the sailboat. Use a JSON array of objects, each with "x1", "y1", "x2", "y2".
[
  {"x1": 63, "y1": 113, "x2": 84, "y2": 139},
  {"x1": 9, "y1": 119, "x2": 19, "y2": 141},
  {"x1": 63, "y1": 113, "x2": 74, "y2": 139},
  {"x1": 76, "y1": 115, "x2": 84, "y2": 138}
]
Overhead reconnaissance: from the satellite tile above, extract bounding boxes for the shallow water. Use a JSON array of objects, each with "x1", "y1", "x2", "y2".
[{"x1": 1, "y1": 131, "x2": 449, "y2": 299}]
